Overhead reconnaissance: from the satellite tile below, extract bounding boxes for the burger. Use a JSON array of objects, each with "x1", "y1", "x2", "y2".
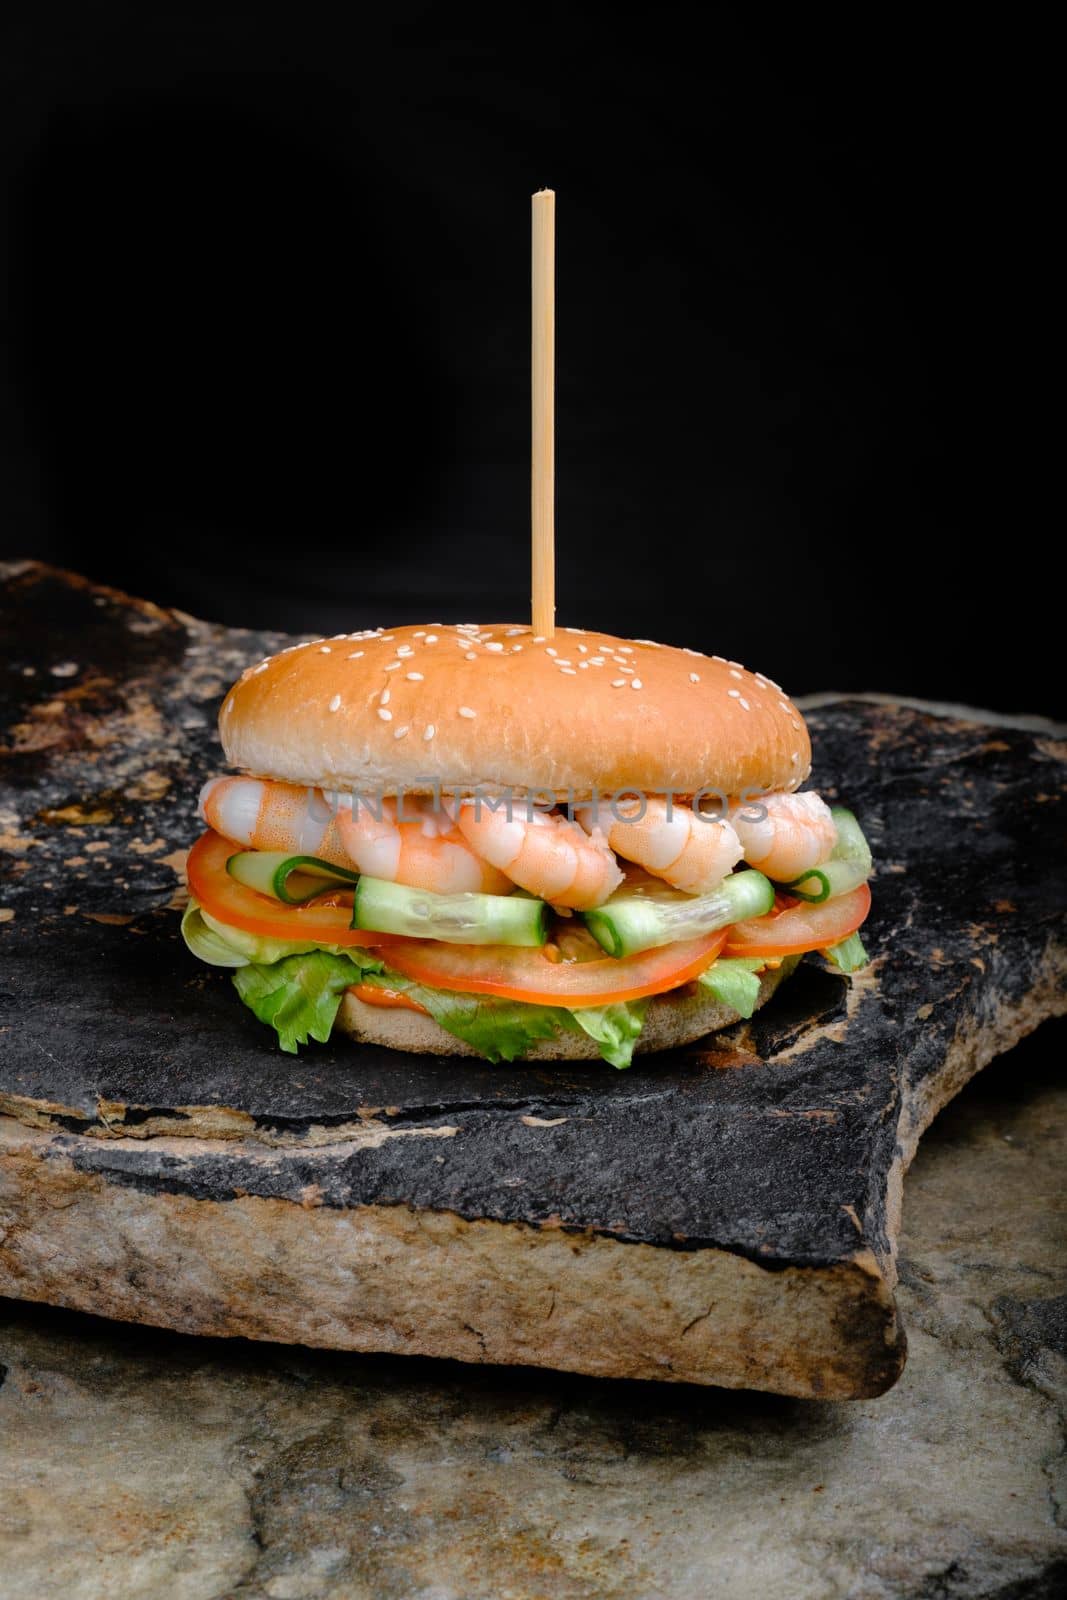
[{"x1": 182, "y1": 624, "x2": 872, "y2": 1066}]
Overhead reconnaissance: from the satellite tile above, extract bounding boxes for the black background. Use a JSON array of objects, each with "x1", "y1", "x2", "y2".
[{"x1": 0, "y1": 8, "x2": 1057, "y2": 715}]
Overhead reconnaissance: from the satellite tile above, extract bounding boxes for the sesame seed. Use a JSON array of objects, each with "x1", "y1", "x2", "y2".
[
  {"x1": 728, "y1": 660, "x2": 743, "y2": 669},
  {"x1": 253, "y1": 661, "x2": 269, "y2": 674},
  {"x1": 560, "y1": 667, "x2": 578, "y2": 675},
  {"x1": 712, "y1": 655, "x2": 727, "y2": 664},
  {"x1": 458, "y1": 706, "x2": 477, "y2": 719},
  {"x1": 394, "y1": 725, "x2": 409, "y2": 739},
  {"x1": 425, "y1": 635, "x2": 438, "y2": 644},
  {"x1": 328, "y1": 694, "x2": 342, "y2": 712},
  {"x1": 511, "y1": 644, "x2": 523, "y2": 652},
  {"x1": 347, "y1": 651, "x2": 364, "y2": 660},
  {"x1": 485, "y1": 642, "x2": 504, "y2": 652},
  {"x1": 728, "y1": 689, "x2": 741, "y2": 699},
  {"x1": 791, "y1": 718, "x2": 801, "y2": 730},
  {"x1": 414, "y1": 631, "x2": 426, "y2": 638},
  {"x1": 577, "y1": 644, "x2": 588, "y2": 654},
  {"x1": 546, "y1": 647, "x2": 558, "y2": 657},
  {"x1": 563, "y1": 626, "x2": 586, "y2": 633},
  {"x1": 634, "y1": 639, "x2": 661, "y2": 648},
  {"x1": 589, "y1": 657, "x2": 604, "y2": 665},
  {"x1": 791, "y1": 752, "x2": 800, "y2": 763},
  {"x1": 617, "y1": 646, "x2": 633, "y2": 654},
  {"x1": 380, "y1": 635, "x2": 394, "y2": 642},
  {"x1": 506, "y1": 627, "x2": 525, "y2": 636},
  {"x1": 779, "y1": 700, "x2": 791, "y2": 714},
  {"x1": 406, "y1": 671, "x2": 424, "y2": 681},
  {"x1": 380, "y1": 689, "x2": 391, "y2": 704},
  {"x1": 554, "y1": 659, "x2": 572, "y2": 667},
  {"x1": 612, "y1": 678, "x2": 627, "y2": 687},
  {"x1": 689, "y1": 672, "x2": 700, "y2": 683},
  {"x1": 631, "y1": 678, "x2": 643, "y2": 689},
  {"x1": 739, "y1": 697, "x2": 751, "y2": 710},
  {"x1": 682, "y1": 647, "x2": 700, "y2": 656},
  {"x1": 378, "y1": 708, "x2": 393, "y2": 721},
  {"x1": 423, "y1": 724, "x2": 436, "y2": 740},
  {"x1": 319, "y1": 646, "x2": 331, "y2": 655},
  {"x1": 396, "y1": 645, "x2": 414, "y2": 657},
  {"x1": 384, "y1": 661, "x2": 402, "y2": 672},
  {"x1": 532, "y1": 636, "x2": 546, "y2": 643},
  {"x1": 579, "y1": 661, "x2": 589, "y2": 669},
  {"x1": 465, "y1": 652, "x2": 477, "y2": 661},
  {"x1": 729, "y1": 669, "x2": 743, "y2": 679}
]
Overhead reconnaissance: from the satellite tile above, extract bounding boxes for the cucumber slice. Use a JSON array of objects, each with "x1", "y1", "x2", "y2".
[
  {"x1": 583, "y1": 869, "x2": 774, "y2": 958},
  {"x1": 784, "y1": 807, "x2": 873, "y2": 903},
  {"x1": 353, "y1": 877, "x2": 549, "y2": 946},
  {"x1": 227, "y1": 851, "x2": 360, "y2": 905},
  {"x1": 782, "y1": 858, "x2": 869, "y2": 904}
]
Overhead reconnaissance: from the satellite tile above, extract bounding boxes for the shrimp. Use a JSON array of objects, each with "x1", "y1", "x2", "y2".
[
  {"x1": 199, "y1": 777, "x2": 352, "y2": 867},
  {"x1": 729, "y1": 790, "x2": 837, "y2": 882},
  {"x1": 200, "y1": 778, "x2": 511, "y2": 895},
  {"x1": 456, "y1": 801, "x2": 624, "y2": 909},
  {"x1": 575, "y1": 796, "x2": 744, "y2": 895},
  {"x1": 338, "y1": 794, "x2": 513, "y2": 895}
]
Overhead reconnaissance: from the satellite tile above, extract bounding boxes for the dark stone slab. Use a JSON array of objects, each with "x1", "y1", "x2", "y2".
[{"x1": 1, "y1": 560, "x2": 1064, "y2": 1395}]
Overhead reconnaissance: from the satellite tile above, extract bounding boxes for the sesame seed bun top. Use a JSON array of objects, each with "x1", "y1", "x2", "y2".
[{"x1": 219, "y1": 623, "x2": 812, "y2": 800}]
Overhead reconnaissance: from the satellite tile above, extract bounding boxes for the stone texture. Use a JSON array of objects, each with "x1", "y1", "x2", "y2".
[
  {"x1": 1, "y1": 1027, "x2": 1064, "y2": 1600},
  {"x1": 2, "y1": 562, "x2": 1066, "y2": 1399}
]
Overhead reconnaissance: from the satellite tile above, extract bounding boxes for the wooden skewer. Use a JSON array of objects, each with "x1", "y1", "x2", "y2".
[{"x1": 531, "y1": 188, "x2": 555, "y2": 639}]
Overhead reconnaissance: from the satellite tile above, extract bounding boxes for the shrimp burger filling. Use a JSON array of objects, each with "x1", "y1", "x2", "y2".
[{"x1": 183, "y1": 625, "x2": 873, "y2": 1067}]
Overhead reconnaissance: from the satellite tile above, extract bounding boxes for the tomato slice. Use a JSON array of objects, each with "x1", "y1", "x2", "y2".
[
  {"x1": 186, "y1": 830, "x2": 397, "y2": 948},
  {"x1": 722, "y1": 882, "x2": 871, "y2": 958},
  {"x1": 382, "y1": 928, "x2": 729, "y2": 1008}
]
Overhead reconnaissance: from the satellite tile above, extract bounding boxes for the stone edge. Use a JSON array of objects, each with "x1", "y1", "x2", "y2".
[{"x1": 0, "y1": 1116, "x2": 902, "y2": 1399}]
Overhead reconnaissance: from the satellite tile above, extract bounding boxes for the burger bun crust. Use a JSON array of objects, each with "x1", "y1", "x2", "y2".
[{"x1": 220, "y1": 623, "x2": 811, "y2": 801}]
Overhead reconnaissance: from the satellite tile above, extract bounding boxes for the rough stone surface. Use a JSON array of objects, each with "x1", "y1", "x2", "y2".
[
  {"x1": 1, "y1": 562, "x2": 1065, "y2": 1399},
  {"x1": 1, "y1": 1029, "x2": 1064, "y2": 1600}
]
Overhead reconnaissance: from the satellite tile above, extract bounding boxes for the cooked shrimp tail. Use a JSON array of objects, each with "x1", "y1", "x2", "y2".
[
  {"x1": 729, "y1": 790, "x2": 837, "y2": 882},
  {"x1": 576, "y1": 796, "x2": 744, "y2": 895},
  {"x1": 456, "y1": 800, "x2": 624, "y2": 909},
  {"x1": 338, "y1": 793, "x2": 512, "y2": 895},
  {"x1": 199, "y1": 776, "x2": 353, "y2": 867}
]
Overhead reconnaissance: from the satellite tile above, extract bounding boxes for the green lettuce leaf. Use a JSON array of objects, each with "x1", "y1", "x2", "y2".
[
  {"x1": 358, "y1": 975, "x2": 647, "y2": 1067},
  {"x1": 564, "y1": 1000, "x2": 647, "y2": 1069},
  {"x1": 233, "y1": 948, "x2": 385, "y2": 1054},
  {"x1": 185, "y1": 897, "x2": 652, "y2": 1064},
  {"x1": 198, "y1": 903, "x2": 339, "y2": 964},
  {"x1": 823, "y1": 932, "x2": 869, "y2": 973},
  {"x1": 182, "y1": 897, "x2": 375, "y2": 966},
  {"x1": 358, "y1": 971, "x2": 566, "y2": 1063},
  {"x1": 697, "y1": 957, "x2": 765, "y2": 1019},
  {"x1": 181, "y1": 902, "x2": 251, "y2": 967}
]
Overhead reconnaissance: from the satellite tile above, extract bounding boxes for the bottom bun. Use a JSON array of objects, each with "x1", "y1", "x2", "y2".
[{"x1": 337, "y1": 960, "x2": 797, "y2": 1060}]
